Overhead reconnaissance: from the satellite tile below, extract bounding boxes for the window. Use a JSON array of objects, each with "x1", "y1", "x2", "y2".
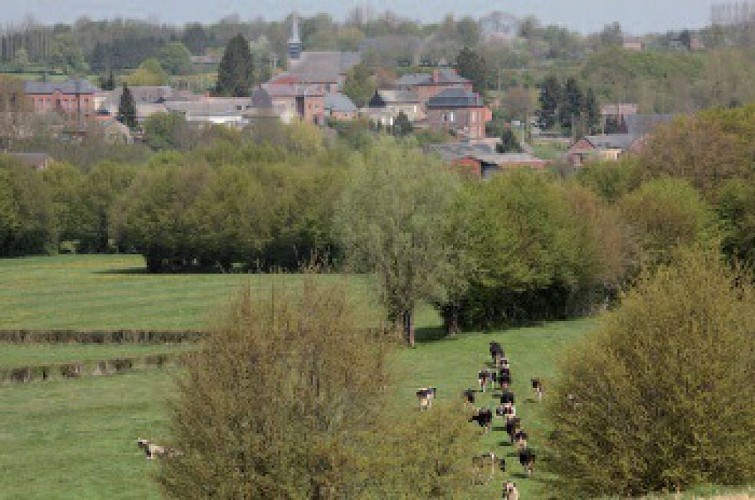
[{"x1": 448, "y1": 112, "x2": 455, "y2": 122}]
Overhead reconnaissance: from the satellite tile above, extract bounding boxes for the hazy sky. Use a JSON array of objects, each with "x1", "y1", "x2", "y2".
[{"x1": 1, "y1": 0, "x2": 717, "y2": 35}]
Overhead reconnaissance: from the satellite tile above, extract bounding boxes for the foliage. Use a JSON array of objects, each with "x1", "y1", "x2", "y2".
[
  {"x1": 158, "y1": 278, "x2": 391, "y2": 498},
  {"x1": 142, "y1": 112, "x2": 194, "y2": 151},
  {"x1": 576, "y1": 158, "x2": 640, "y2": 203},
  {"x1": 334, "y1": 140, "x2": 461, "y2": 345},
  {"x1": 0, "y1": 158, "x2": 55, "y2": 257},
  {"x1": 216, "y1": 34, "x2": 254, "y2": 97},
  {"x1": 496, "y1": 127, "x2": 523, "y2": 153},
  {"x1": 117, "y1": 83, "x2": 137, "y2": 129},
  {"x1": 618, "y1": 178, "x2": 717, "y2": 270},
  {"x1": 122, "y1": 58, "x2": 170, "y2": 86},
  {"x1": 342, "y1": 63, "x2": 376, "y2": 108},
  {"x1": 392, "y1": 110, "x2": 413, "y2": 137},
  {"x1": 158, "y1": 42, "x2": 192, "y2": 75},
  {"x1": 717, "y1": 178, "x2": 755, "y2": 270},
  {"x1": 636, "y1": 105, "x2": 755, "y2": 196},
  {"x1": 538, "y1": 74, "x2": 561, "y2": 130},
  {"x1": 455, "y1": 46, "x2": 487, "y2": 95},
  {"x1": 546, "y1": 250, "x2": 755, "y2": 496}
]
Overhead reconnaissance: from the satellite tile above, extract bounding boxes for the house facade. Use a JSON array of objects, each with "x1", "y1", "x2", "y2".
[
  {"x1": 393, "y1": 69, "x2": 473, "y2": 104},
  {"x1": 24, "y1": 80, "x2": 99, "y2": 117},
  {"x1": 425, "y1": 88, "x2": 491, "y2": 140}
]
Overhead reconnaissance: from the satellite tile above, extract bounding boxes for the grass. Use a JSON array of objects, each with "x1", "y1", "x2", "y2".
[
  {"x1": 0, "y1": 255, "x2": 374, "y2": 330},
  {"x1": 0, "y1": 344, "x2": 199, "y2": 369}
]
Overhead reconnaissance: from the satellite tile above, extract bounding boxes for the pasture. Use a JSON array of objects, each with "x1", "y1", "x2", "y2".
[{"x1": 0, "y1": 255, "x2": 748, "y2": 498}]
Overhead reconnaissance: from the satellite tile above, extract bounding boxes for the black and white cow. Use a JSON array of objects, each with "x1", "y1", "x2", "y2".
[
  {"x1": 503, "y1": 481, "x2": 519, "y2": 500},
  {"x1": 518, "y1": 447, "x2": 536, "y2": 476},
  {"x1": 470, "y1": 408, "x2": 493, "y2": 433},
  {"x1": 478, "y1": 369, "x2": 493, "y2": 392},
  {"x1": 500, "y1": 390, "x2": 515, "y2": 406},
  {"x1": 489, "y1": 341, "x2": 504, "y2": 365},
  {"x1": 463, "y1": 388, "x2": 476, "y2": 406},
  {"x1": 416, "y1": 387, "x2": 437, "y2": 411},
  {"x1": 513, "y1": 429, "x2": 528, "y2": 451},
  {"x1": 531, "y1": 378, "x2": 544, "y2": 401},
  {"x1": 505, "y1": 416, "x2": 521, "y2": 443}
]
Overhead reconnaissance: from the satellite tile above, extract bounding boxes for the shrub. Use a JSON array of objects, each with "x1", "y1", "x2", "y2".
[{"x1": 546, "y1": 250, "x2": 755, "y2": 496}]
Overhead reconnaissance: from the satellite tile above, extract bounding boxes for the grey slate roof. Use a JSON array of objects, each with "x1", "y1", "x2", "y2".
[
  {"x1": 325, "y1": 93, "x2": 357, "y2": 113},
  {"x1": 584, "y1": 134, "x2": 638, "y2": 150},
  {"x1": 288, "y1": 51, "x2": 361, "y2": 79},
  {"x1": 394, "y1": 69, "x2": 470, "y2": 87},
  {"x1": 369, "y1": 90, "x2": 420, "y2": 107},
  {"x1": 429, "y1": 142, "x2": 495, "y2": 162},
  {"x1": 426, "y1": 88, "x2": 483, "y2": 109},
  {"x1": 24, "y1": 79, "x2": 99, "y2": 95}
]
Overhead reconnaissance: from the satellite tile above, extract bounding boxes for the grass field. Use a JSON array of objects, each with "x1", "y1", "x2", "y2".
[
  {"x1": 0, "y1": 255, "x2": 375, "y2": 330},
  {"x1": 0, "y1": 255, "x2": 750, "y2": 499}
]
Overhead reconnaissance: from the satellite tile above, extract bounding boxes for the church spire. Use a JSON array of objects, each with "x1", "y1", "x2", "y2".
[{"x1": 288, "y1": 12, "x2": 302, "y2": 63}]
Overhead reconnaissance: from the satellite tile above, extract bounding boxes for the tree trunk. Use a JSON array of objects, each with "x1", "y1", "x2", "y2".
[{"x1": 403, "y1": 310, "x2": 415, "y2": 347}]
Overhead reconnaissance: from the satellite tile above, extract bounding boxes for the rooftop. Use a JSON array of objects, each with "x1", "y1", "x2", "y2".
[
  {"x1": 426, "y1": 88, "x2": 484, "y2": 109},
  {"x1": 325, "y1": 93, "x2": 357, "y2": 113},
  {"x1": 24, "y1": 79, "x2": 99, "y2": 95},
  {"x1": 394, "y1": 69, "x2": 470, "y2": 87}
]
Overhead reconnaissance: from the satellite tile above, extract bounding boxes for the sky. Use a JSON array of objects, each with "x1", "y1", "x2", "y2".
[{"x1": 0, "y1": 0, "x2": 717, "y2": 35}]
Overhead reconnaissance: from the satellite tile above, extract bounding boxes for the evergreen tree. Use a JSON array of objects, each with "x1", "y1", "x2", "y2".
[
  {"x1": 392, "y1": 111, "x2": 413, "y2": 137},
  {"x1": 216, "y1": 34, "x2": 254, "y2": 97},
  {"x1": 496, "y1": 127, "x2": 523, "y2": 153},
  {"x1": 583, "y1": 87, "x2": 599, "y2": 134},
  {"x1": 559, "y1": 76, "x2": 584, "y2": 132},
  {"x1": 538, "y1": 75, "x2": 560, "y2": 130},
  {"x1": 117, "y1": 83, "x2": 137, "y2": 129},
  {"x1": 455, "y1": 46, "x2": 487, "y2": 96}
]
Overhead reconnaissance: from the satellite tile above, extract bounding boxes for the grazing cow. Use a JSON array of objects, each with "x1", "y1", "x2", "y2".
[
  {"x1": 505, "y1": 416, "x2": 521, "y2": 443},
  {"x1": 498, "y1": 357, "x2": 510, "y2": 370},
  {"x1": 470, "y1": 408, "x2": 493, "y2": 433},
  {"x1": 478, "y1": 369, "x2": 493, "y2": 392},
  {"x1": 489, "y1": 342, "x2": 504, "y2": 363},
  {"x1": 416, "y1": 387, "x2": 437, "y2": 411},
  {"x1": 531, "y1": 378, "x2": 544, "y2": 401},
  {"x1": 463, "y1": 388, "x2": 476, "y2": 407},
  {"x1": 137, "y1": 438, "x2": 175, "y2": 460},
  {"x1": 518, "y1": 447, "x2": 536, "y2": 476},
  {"x1": 500, "y1": 390, "x2": 515, "y2": 406},
  {"x1": 498, "y1": 372, "x2": 511, "y2": 390},
  {"x1": 503, "y1": 481, "x2": 519, "y2": 500},
  {"x1": 514, "y1": 429, "x2": 528, "y2": 451}
]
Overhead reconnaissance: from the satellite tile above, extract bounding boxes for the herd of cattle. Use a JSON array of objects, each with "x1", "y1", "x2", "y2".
[{"x1": 416, "y1": 341, "x2": 543, "y2": 499}]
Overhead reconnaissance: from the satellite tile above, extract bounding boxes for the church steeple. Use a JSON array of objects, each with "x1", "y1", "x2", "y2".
[{"x1": 288, "y1": 12, "x2": 302, "y2": 64}]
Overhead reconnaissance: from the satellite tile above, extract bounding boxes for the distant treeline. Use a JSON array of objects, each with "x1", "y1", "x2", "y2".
[{"x1": 2, "y1": 106, "x2": 754, "y2": 330}]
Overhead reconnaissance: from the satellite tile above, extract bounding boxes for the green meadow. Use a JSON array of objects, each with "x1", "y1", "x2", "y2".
[{"x1": 0, "y1": 256, "x2": 747, "y2": 499}]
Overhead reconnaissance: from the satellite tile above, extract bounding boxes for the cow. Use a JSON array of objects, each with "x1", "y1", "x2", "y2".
[
  {"x1": 478, "y1": 369, "x2": 492, "y2": 392},
  {"x1": 505, "y1": 416, "x2": 521, "y2": 443},
  {"x1": 472, "y1": 452, "x2": 504, "y2": 483},
  {"x1": 500, "y1": 390, "x2": 515, "y2": 406},
  {"x1": 503, "y1": 481, "x2": 519, "y2": 500},
  {"x1": 518, "y1": 447, "x2": 536, "y2": 476},
  {"x1": 416, "y1": 387, "x2": 437, "y2": 411},
  {"x1": 513, "y1": 429, "x2": 528, "y2": 451},
  {"x1": 137, "y1": 438, "x2": 177, "y2": 460},
  {"x1": 531, "y1": 378, "x2": 544, "y2": 401},
  {"x1": 489, "y1": 342, "x2": 504, "y2": 365},
  {"x1": 463, "y1": 388, "x2": 476, "y2": 407},
  {"x1": 470, "y1": 408, "x2": 493, "y2": 433},
  {"x1": 498, "y1": 372, "x2": 511, "y2": 390},
  {"x1": 498, "y1": 357, "x2": 510, "y2": 370}
]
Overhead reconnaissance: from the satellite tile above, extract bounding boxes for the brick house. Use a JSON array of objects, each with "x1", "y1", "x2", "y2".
[
  {"x1": 24, "y1": 80, "x2": 99, "y2": 117},
  {"x1": 259, "y1": 84, "x2": 326, "y2": 125},
  {"x1": 393, "y1": 69, "x2": 473, "y2": 105},
  {"x1": 425, "y1": 88, "x2": 491, "y2": 139}
]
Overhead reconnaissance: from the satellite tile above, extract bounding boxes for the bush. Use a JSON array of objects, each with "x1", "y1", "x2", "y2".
[{"x1": 546, "y1": 250, "x2": 755, "y2": 496}]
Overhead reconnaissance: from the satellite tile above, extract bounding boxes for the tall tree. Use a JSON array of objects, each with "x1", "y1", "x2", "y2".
[
  {"x1": 117, "y1": 83, "x2": 137, "y2": 129},
  {"x1": 342, "y1": 63, "x2": 376, "y2": 108},
  {"x1": 216, "y1": 34, "x2": 254, "y2": 97},
  {"x1": 583, "y1": 86, "x2": 600, "y2": 135},
  {"x1": 392, "y1": 111, "x2": 413, "y2": 137},
  {"x1": 538, "y1": 74, "x2": 560, "y2": 130},
  {"x1": 559, "y1": 76, "x2": 584, "y2": 132},
  {"x1": 455, "y1": 46, "x2": 487, "y2": 96},
  {"x1": 334, "y1": 140, "x2": 461, "y2": 346},
  {"x1": 496, "y1": 127, "x2": 523, "y2": 153}
]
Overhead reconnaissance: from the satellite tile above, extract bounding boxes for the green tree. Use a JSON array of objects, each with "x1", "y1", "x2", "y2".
[
  {"x1": 583, "y1": 87, "x2": 600, "y2": 134},
  {"x1": 455, "y1": 46, "x2": 487, "y2": 95},
  {"x1": 158, "y1": 41, "x2": 192, "y2": 75},
  {"x1": 342, "y1": 63, "x2": 376, "y2": 108},
  {"x1": 546, "y1": 250, "x2": 755, "y2": 496},
  {"x1": 216, "y1": 33, "x2": 254, "y2": 97},
  {"x1": 334, "y1": 140, "x2": 461, "y2": 346},
  {"x1": 717, "y1": 178, "x2": 755, "y2": 270},
  {"x1": 157, "y1": 278, "x2": 390, "y2": 498},
  {"x1": 122, "y1": 58, "x2": 169, "y2": 86},
  {"x1": 392, "y1": 111, "x2": 413, "y2": 137},
  {"x1": 117, "y1": 83, "x2": 137, "y2": 129},
  {"x1": 143, "y1": 112, "x2": 194, "y2": 151},
  {"x1": 496, "y1": 127, "x2": 522, "y2": 153},
  {"x1": 538, "y1": 74, "x2": 561, "y2": 130},
  {"x1": 559, "y1": 76, "x2": 584, "y2": 133}
]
